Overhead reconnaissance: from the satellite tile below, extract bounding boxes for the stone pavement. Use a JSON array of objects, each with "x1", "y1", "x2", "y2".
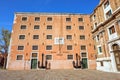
[{"x1": 0, "y1": 69, "x2": 120, "y2": 80}]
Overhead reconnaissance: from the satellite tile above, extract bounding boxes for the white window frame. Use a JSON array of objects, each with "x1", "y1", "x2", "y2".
[
  {"x1": 97, "y1": 45, "x2": 103, "y2": 54},
  {"x1": 47, "y1": 25, "x2": 52, "y2": 30},
  {"x1": 46, "y1": 35, "x2": 52, "y2": 39},
  {"x1": 19, "y1": 34, "x2": 25, "y2": 40},
  {"x1": 34, "y1": 25, "x2": 40, "y2": 30},
  {"x1": 67, "y1": 54, "x2": 74, "y2": 60},
  {"x1": 16, "y1": 54, "x2": 24, "y2": 60},
  {"x1": 18, "y1": 45, "x2": 24, "y2": 51},
  {"x1": 79, "y1": 26, "x2": 84, "y2": 30},
  {"x1": 66, "y1": 17, "x2": 71, "y2": 22},
  {"x1": 20, "y1": 25, "x2": 27, "y2": 29},
  {"x1": 47, "y1": 17, "x2": 53, "y2": 21},
  {"x1": 46, "y1": 54, "x2": 53, "y2": 60},
  {"x1": 80, "y1": 45, "x2": 86, "y2": 50},
  {"x1": 80, "y1": 52, "x2": 88, "y2": 58},
  {"x1": 66, "y1": 35, "x2": 72, "y2": 40},
  {"x1": 107, "y1": 24, "x2": 117, "y2": 40},
  {"x1": 21, "y1": 16, "x2": 28, "y2": 21},
  {"x1": 33, "y1": 35, "x2": 39, "y2": 39},
  {"x1": 66, "y1": 25, "x2": 72, "y2": 30},
  {"x1": 78, "y1": 18, "x2": 83, "y2": 22},
  {"x1": 32, "y1": 45, "x2": 39, "y2": 51},
  {"x1": 35, "y1": 17, "x2": 40, "y2": 21},
  {"x1": 46, "y1": 45, "x2": 52, "y2": 51},
  {"x1": 54, "y1": 37, "x2": 64, "y2": 44},
  {"x1": 102, "y1": 1, "x2": 112, "y2": 20},
  {"x1": 67, "y1": 45, "x2": 73, "y2": 50},
  {"x1": 80, "y1": 35, "x2": 85, "y2": 40}
]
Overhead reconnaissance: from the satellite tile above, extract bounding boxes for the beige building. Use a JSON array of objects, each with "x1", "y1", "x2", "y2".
[
  {"x1": 90, "y1": 0, "x2": 120, "y2": 72},
  {"x1": 7, "y1": 13, "x2": 96, "y2": 70}
]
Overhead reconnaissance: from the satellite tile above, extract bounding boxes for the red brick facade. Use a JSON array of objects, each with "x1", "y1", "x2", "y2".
[{"x1": 7, "y1": 13, "x2": 96, "y2": 70}]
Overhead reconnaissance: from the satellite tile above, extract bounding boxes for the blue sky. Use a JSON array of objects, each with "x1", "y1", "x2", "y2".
[{"x1": 0, "y1": 0, "x2": 100, "y2": 31}]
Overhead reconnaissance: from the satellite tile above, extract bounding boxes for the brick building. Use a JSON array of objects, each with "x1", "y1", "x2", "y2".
[
  {"x1": 7, "y1": 13, "x2": 96, "y2": 70},
  {"x1": 90, "y1": 0, "x2": 120, "y2": 72},
  {"x1": 7, "y1": 0, "x2": 120, "y2": 72}
]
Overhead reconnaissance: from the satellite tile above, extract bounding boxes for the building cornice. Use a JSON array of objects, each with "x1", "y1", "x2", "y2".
[
  {"x1": 107, "y1": 37, "x2": 120, "y2": 44},
  {"x1": 90, "y1": 0, "x2": 105, "y2": 17},
  {"x1": 92, "y1": 7, "x2": 120, "y2": 33},
  {"x1": 15, "y1": 12, "x2": 90, "y2": 16}
]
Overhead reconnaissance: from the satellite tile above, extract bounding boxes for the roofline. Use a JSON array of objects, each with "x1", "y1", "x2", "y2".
[
  {"x1": 15, "y1": 12, "x2": 90, "y2": 15},
  {"x1": 90, "y1": 0, "x2": 104, "y2": 17}
]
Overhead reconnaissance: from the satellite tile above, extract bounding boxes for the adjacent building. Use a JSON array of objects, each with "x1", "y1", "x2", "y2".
[
  {"x1": 0, "y1": 53, "x2": 7, "y2": 68},
  {"x1": 7, "y1": 13, "x2": 96, "y2": 70},
  {"x1": 90, "y1": 0, "x2": 120, "y2": 72}
]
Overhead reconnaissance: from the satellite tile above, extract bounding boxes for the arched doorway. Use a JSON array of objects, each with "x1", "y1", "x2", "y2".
[{"x1": 112, "y1": 44, "x2": 120, "y2": 71}]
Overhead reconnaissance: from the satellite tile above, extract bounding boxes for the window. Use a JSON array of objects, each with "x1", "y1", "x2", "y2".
[
  {"x1": 81, "y1": 52, "x2": 87, "y2": 57},
  {"x1": 91, "y1": 26, "x2": 93, "y2": 30},
  {"x1": 66, "y1": 18, "x2": 71, "y2": 21},
  {"x1": 67, "y1": 55, "x2": 73, "y2": 60},
  {"x1": 79, "y1": 26, "x2": 84, "y2": 30},
  {"x1": 19, "y1": 35, "x2": 25, "y2": 39},
  {"x1": 66, "y1": 26, "x2": 71, "y2": 30},
  {"x1": 21, "y1": 25, "x2": 26, "y2": 29},
  {"x1": 54, "y1": 37, "x2": 64, "y2": 44},
  {"x1": 106, "y1": 10, "x2": 112, "y2": 19},
  {"x1": 18, "y1": 46, "x2": 24, "y2": 50},
  {"x1": 32, "y1": 53, "x2": 37, "y2": 57},
  {"x1": 93, "y1": 15, "x2": 96, "y2": 20},
  {"x1": 97, "y1": 35, "x2": 99, "y2": 41},
  {"x1": 81, "y1": 45, "x2": 86, "y2": 50},
  {"x1": 104, "y1": 0, "x2": 109, "y2": 9},
  {"x1": 118, "y1": 20, "x2": 120, "y2": 25},
  {"x1": 98, "y1": 46, "x2": 102, "y2": 53},
  {"x1": 46, "y1": 35, "x2": 52, "y2": 39},
  {"x1": 109, "y1": 26, "x2": 115, "y2": 34},
  {"x1": 46, "y1": 55, "x2": 52, "y2": 60},
  {"x1": 47, "y1": 25, "x2": 52, "y2": 29},
  {"x1": 16, "y1": 55, "x2": 23, "y2": 60},
  {"x1": 67, "y1": 45, "x2": 72, "y2": 50},
  {"x1": 33, "y1": 35, "x2": 39, "y2": 39},
  {"x1": 22, "y1": 17, "x2": 27, "y2": 21},
  {"x1": 100, "y1": 61, "x2": 104, "y2": 66},
  {"x1": 94, "y1": 23, "x2": 97, "y2": 28},
  {"x1": 80, "y1": 35, "x2": 85, "y2": 40},
  {"x1": 94, "y1": 45, "x2": 96, "y2": 50},
  {"x1": 66, "y1": 35, "x2": 72, "y2": 40},
  {"x1": 47, "y1": 17, "x2": 52, "y2": 21},
  {"x1": 97, "y1": 46, "x2": 102, "y2": 54},
  {"x1": 78, "y1": 18, "x2": 83, "y2": 22},
  {"x1": 46, "y1": 45, "x2": 52, "y2": 50},
  {"x1": 32, "y1": 45, "x2": 38, "y2": 50},
  {"x1": 35, "y1": 17, "x2": 40, "y2": 21},
  {"x1": 34, "y1": 25, "x2": 40, "y2": 29}
]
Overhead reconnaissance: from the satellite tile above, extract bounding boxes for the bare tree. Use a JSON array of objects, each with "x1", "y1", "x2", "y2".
[{"x1": 0, "y1": 28, "x2": 11, "y2": 69}]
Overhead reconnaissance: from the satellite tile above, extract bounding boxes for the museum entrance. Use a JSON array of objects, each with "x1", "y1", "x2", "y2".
[
  {"x1": 31, "y1": 53, "x2": 38, "y2": 69},
  {"x1": 112, "y1": 44, "x2": 120, "y2": 71}
]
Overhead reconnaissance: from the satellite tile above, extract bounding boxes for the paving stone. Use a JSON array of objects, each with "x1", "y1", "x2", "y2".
[{"x1": 0, "y1": 69, "x2": 120, "y2": 80}]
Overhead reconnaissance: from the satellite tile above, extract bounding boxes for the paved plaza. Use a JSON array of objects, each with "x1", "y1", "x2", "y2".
[{"x1": 0, "y1": 69, "x2": 120, "y2": 80}]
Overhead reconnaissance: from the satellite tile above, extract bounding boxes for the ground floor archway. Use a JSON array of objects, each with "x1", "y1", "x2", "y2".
[{"x1": 112, "y1": 44, "x2": 120, "y2": 71}]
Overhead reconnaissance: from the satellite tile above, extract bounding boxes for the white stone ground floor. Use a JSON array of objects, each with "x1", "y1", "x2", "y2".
[{"x1": 96, "y1": 56, "x2": 120, "y2": 72}]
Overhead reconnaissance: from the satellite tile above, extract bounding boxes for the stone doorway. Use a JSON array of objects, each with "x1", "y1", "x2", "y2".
[{"x1": 112, "y1": 44, "x2": 120, "y2": 71}]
